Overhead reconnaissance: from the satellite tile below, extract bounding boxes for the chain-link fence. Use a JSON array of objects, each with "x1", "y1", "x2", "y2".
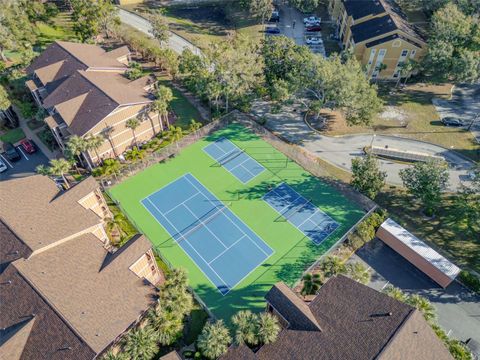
[{"x1": 100, "y1": 114, "x2": 233, "y2": 189}]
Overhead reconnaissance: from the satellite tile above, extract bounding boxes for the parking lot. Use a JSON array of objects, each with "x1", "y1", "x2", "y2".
[
  {"x1": 349, "y1": 239, "x2": 480, "y2": 344},
  {"x1": 266, "y1": 4, "x2": 326, "y2": 57},
  {"x1": 0, "y1": 144, "x2": 49, "y2": 181}
]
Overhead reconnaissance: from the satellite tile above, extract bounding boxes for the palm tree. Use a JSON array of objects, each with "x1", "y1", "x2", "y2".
[
  {"x1": 407, "y1": 294, "x2": 437, "y2": 323},
  {"x1": 125, "y1": 146, "x2": 145, "y2": 162},
  {"x1": 321, "y1": 256, "x2": 347, "y2": 278},
  {"x1": 147, "y1": 307, "x2": 183, "y2": 346},
  {"x1": 197, "y1": 320, "x2": 232, "y2": 359},
  {"x1": 35, "y1": 164, "x2": 51, "y2": 175},
  {"x1": 166, "y1": 126, "x2": 183, "y2": 149},
  {"x1": 86, "y1": 135, "x2": 104, "y2": 166},
  {"x1": 256, "y1": 312, "x2": 280, "y2": 345},
  {"x1": 231, "y1": 310, "x2": 258, "y2": 346},
  {"x1": 49, "y1": 158, "x2": 72, "y2": 189},
  {"x1": 123, "y1": 327, "x2": 158, "y2": 360},
  {"x1": 66, "y1": 135, "x2": 92, "y2": 171},
  {"x1": 384, "y1": 285, "x2": 409, "y2": 303},
  {"x1": 301, "y1": 273, "x2": 323, "y2": 296},
  {"x1": 101, "y1": 125, "x2": 117, "y2": 157},
  {"x1": 106, "y1": 213, "x2": 129, "y2": 242},
  {"x1": 155, "y1": 84, "x2": 173, "y2": 128},
  {"x1": 101, "y1": 350, "x2": 129, "y2": 360},
  {"x1": 346, "y1": 262, "x2": 371, "y2": 285},
  {"x1": 188, "y1": 119, "x2": 202, "y2": 138},
  {"x1": 102, "y1": 159, "x2": 121, "y2": 178},
  {"x1": 150, "y1": 98, "x2": 166, "y2": 132},
  {"x1": 126, "y1": 118, "x2": 141, "y2": 147},
  {"x1": 163, "y1": 268, "x2": 189, "y2": 291}
]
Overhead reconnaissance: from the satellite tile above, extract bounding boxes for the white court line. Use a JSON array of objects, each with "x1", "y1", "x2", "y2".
[
  {"x1": 187, "y1": 175, "x2": 273, "y2": 256},
  {"x1": 145, "y1": 197, "x2": 231, "y2": 292},
  {"x1": 182, "y1": 204, "x2": 228, "y2": 249},
  {"x1": 164, "y1": 192, "x2": 202, "y2": 215},
  {"x1": 17, "y1": 146, "x2": 29, "y2": 160},
  {"x1": 0, "y1": 154, "x2": 13, "y2": 168},
  {"x1": 208, "y1": 235, "x2": 246, "y2": 265},
  {"x1": 262, "y1": 183, "x2": 339, "y2": 245}
]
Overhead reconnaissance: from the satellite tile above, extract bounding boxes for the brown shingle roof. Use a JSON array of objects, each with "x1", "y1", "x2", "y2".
[
  {"x1": 0, "y1": 265, "x2": 96, "y2": 360},
  {"x1": 56, "y1": 41, "x2": 129, "y2": 69},
  {"x1": 41, "y1": 71, "x2": 154, "y2": 136},
  {"x1": 160, "y1": 350, "x2": 183, "y2": 360},
  {"x1": 0, "y1": 317, "x2": 35, "y2": 360},
  {"x1": 13, "y1": 233, "x2": 157, "y2": 353},
  {"x1": 0, "y1": 221, "x2": 32, "y2": 273},
  {"x1": 0, "y1": 176, "x2": 102, "y2": 252},
  {"x1": 265, "y1": 282, "x2": 321, "y2": 331},
  {"x1": 26, "y1": 41, "x2": 129, "y2": 95},
  {"x1": 224, "y1": 276, "x2": 452, "y2": 360},
  {"x1": 221, "y1": 345, "x2": 256, "y2": 360}
]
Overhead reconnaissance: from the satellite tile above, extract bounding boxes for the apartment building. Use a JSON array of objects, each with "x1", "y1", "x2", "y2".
[
  {"x1": 328, "y1": 0, "x2": 427, "y2": 80},
  {"x1": 221, "y1": 276, "x2": 453, "y2": 359},
  {"x1": 26, "y1": 41, "x2": 164, "y2": 165},
  {"x1": 0, "y1": 175, "x2": 162, "y2": 359}
]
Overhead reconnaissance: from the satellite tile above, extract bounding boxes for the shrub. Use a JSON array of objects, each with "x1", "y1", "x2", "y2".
[
  {"x1": 458, "y1": 270, "x2": 480, "y2": 294},
  {"x1": 346, "y1": 233, "x2": 365, "y2": 251},
  {"x1": 356, "y1": 221, "x2": 376, "y2": 243}
]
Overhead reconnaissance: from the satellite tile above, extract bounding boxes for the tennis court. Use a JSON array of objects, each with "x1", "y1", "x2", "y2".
[
  {"x1": 203, "y1": 138, "x2": 265, "y2": 183},
  {"x1": 263, "y1": 183, "x2": 339, "y2": 245},
  {"x1": 141, "y1": 173, "x2": 274, "y2": 295}
]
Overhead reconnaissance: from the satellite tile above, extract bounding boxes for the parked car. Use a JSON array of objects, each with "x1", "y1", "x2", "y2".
[
  {"x1": 0, "y1": 158, "x2": 7, "y2": 173},
  {"x1": 306, "y1": 36, "x2": 323, "y2": 45},
  {"x1": 20, "y1": 138, "x2": 36, "y2": 154},
  {"x1": 2, "y1": 142, "x2": 20, "y2": 162},
  {"x1": 306, "y1": 24, "x2": 322, "y2": 32},
  {"x1": 441, "y1": 117, "x2": 464, "y2": 127},
  {"x1": 269, "y1": 9, "x2": 280, "y2": 22},
  {"x1": 266, "y1": 26, "x2": 281, "y2": 34},
  {"x1": 303, "y1": 16, "x2": 320, "y2": 24}
]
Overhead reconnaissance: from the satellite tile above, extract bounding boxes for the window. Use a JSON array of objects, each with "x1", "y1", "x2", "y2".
[
  {"x1": 401, "y1": 49, "x2": 408, "y2": 57},
  {"x1": 392, "y1": 40, "x2": 401, "y2": 47},
  {"x1": 393, "y1": 72, "x2": 399, "y2": 78},
  {"x1": 410, "y1": 50, "x2": 417, "y2": 59},
  {"x1": 379, "y1": 49, "x2": 387, "y2": 56}
]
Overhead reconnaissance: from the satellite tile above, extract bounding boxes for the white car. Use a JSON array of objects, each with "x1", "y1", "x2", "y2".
[
  {"x1": 0, "y1": 158, "x2": 8, "y2": 173},
  {"x1": 304, "y1": 16, "x2": 321, "y2": 25},
  {"x1": 306, "y1": 37, "x2": 323, "y2": 45}
]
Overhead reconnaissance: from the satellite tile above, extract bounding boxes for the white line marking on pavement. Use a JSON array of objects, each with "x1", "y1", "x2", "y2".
[
  {"x1": 0, "y1": 154, "x2": 13, "y2": 168},
  {"x1": 17, "y1": 147, "x2": 29, "y2": 160}
]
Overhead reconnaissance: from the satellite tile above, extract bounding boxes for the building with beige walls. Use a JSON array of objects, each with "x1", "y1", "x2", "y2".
[
  {"x1": 26, "y1": 41, "x2": 164, "y2": 166},
  {"x1": 328, "y1": 0, "x2": 427, "y2": 80},
  {"x1": 0, "y1": 175, "x2": 162, "y2": 359}
]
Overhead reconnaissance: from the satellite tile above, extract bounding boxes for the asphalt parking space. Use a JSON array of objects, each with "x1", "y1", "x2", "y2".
[
  {"x1": 350, "y1": 238, "x2": 480, "y2": 344},
  {"x1": 0, "y1": 145, "x2": 49, "y2": 181}
]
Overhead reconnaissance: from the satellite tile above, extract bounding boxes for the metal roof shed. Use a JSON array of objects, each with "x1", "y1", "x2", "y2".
[{"x1": 376, "y1": 218, "x2": 461, "y2": 288}]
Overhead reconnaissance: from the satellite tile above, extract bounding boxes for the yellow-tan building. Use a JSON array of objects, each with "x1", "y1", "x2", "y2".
[
  {"x1": 26, "y1": 41, "x2": 165, "y2": 166},
  {"x1": 328, "y1": 0, "x2": 427, "y2": 80}
]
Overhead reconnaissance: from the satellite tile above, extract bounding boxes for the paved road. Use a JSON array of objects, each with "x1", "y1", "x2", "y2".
[
  {"x1": 251, "y1": 100, "x2": 474, "y2": 191},
  {"x1": 433, "y1": 84, "x2": 480, "y2": 143},
  {"x1": 277, "y1": 3, "x2": 306, "y2": 46},
  {"x1": 118, "y1": 8, "x2": 202, "y2": 56},
  {"x1": 349, "y1": 239, "x2": 480, "y2": 344}
]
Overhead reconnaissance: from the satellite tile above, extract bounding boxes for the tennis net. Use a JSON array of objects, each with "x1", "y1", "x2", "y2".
[
  {"x1": 217, "y1": 148, "x2": 245, "y2": 166},
  {"x1": 175, "y1": 205, "x2": 228, "y2": 241}
]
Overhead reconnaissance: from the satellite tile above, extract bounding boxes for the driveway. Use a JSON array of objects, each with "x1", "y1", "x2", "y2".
[
  {"x1": 350, "y1": 239, "x2": 480, "y2": 344},
  {"x1": 118, "y1": 8, "x2": 202, "y2": 56},
  {"x1": 0, "y1": 145, "x2": 49, "y2": 181},
  {"x1": 433, "y1": 84, "x2": 480, "y2": 143},
  {"x1": 251, "y1": 100, "x2": 475, "y2": 191}
]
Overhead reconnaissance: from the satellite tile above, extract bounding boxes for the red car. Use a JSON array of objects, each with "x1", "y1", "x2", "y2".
[
  {"x1": 306, "y1": 25, "x2": 322, "y2": 32},
  {"x1": 20, "y1": 139, "x2": 36, "y2": 154}
]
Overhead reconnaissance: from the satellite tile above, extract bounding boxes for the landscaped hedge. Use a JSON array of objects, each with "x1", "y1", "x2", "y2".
[{"x1": 458, "y1": 270, "x2": 480, "y2": 294}]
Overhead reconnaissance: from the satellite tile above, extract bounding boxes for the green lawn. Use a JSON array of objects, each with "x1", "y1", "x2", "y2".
[
  {"x1": 157, "y1": 78, "x2": 204, "y2": 129},
  {"x1": 0, "y1": 128, "x2": 25, "y2": 144},
  {"x1": 109, "y1": 124, "x2": 364, "y2": 321}
]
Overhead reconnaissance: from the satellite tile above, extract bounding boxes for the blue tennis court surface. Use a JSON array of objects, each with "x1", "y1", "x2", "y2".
[
  {"x1": 263, "y1": 183, "x2": 339, "y2": 245},
  {"x1": 203, "y1": 138, "x2": 265, "y2": 183},
  {"x1": 141, "y1": 174, "x2": 273, "y2": 295}
]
